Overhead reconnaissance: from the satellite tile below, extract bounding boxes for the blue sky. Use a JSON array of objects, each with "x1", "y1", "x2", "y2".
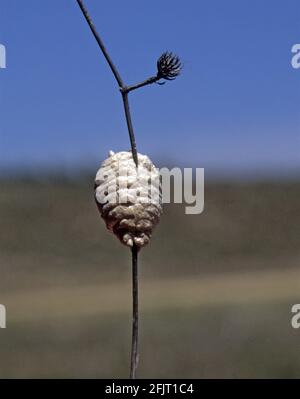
[{"x1": 0, "y1": 0, "x2": 299, "y2": 178}]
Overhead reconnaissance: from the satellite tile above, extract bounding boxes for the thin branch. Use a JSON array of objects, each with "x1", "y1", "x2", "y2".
[
  {"x1": 76, "y1": 0, "x2": 139, "y2": 168},
  {"x1": 76, "y1": 0, "x2": 140, "y2": 379},
  {"x1": 122, "y1": 76, "x2": 161, "y2": 94},
  {"x1": 130, "y1": 244, "x2": 139, "y2": 379},
  {"x1": 121, "y1": 93, "x2": 138, "y2": 166},
  {"x1": 76, "y1": 0, "x2": 123, "y2": 87}
]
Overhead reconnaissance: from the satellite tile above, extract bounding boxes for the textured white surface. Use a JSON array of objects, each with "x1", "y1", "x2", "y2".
[{"x1": 95, "y1": 151, "x2": 162, "y2": 248}]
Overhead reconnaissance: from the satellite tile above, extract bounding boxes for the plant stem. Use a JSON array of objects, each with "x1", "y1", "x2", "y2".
[
  {"x1": 122, "y1": 76, "x2": 161, "y2": 93},
  {"x1": 130, "y1": 244, "x2": 139, "y2": 379},
  {"x1": 121, "y1": 92, "x2": 138, "y2": 166},
  {"x1": 75, "y1": 0, "x2": 138, "y2": 166},
  {"x1": 76, "y1": 0, "x2": 140, "y2": 378},
  {"x1": 76, "y1": 0, "x2": 123, "y2": 87}
]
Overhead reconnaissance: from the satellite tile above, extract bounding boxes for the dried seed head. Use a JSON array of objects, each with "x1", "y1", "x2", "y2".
[
  {"x1": 157, "y1": 51, "x2": 182, "y2": 80},
  {"x1": 95, "y1": 151, "x2": 162, "y2": 249}
]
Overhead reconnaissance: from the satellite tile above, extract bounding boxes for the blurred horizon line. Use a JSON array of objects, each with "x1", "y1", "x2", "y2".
[{"x1": 0, "y1": 162, "x2": 299, "y2": 183}]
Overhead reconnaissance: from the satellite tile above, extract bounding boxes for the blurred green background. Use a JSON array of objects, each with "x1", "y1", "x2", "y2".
[{"x1": 0, "y1": 177, "x2": 299, "y2": 378}]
